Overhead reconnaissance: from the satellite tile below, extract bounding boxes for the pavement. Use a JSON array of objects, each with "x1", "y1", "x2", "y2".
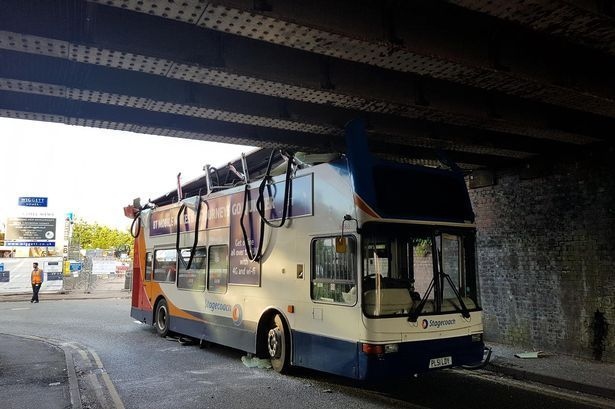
[
  {"x1": 0, "y1": 287, "x2": 132, "y2": 303},
  {"x1": 1, "y1": 290, "x2": 614, "y2": 408},
  {"x1": 485, "y1": 342, "x2": 615, "y2": 401}
]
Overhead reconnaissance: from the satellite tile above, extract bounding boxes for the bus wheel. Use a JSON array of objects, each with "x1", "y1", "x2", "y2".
[
  {"x1": 267, "y1": 314, "x2": 289, "y2": 373},
  {"x1": 155, "y1": 299, "x2": 170, "y2": 337}
]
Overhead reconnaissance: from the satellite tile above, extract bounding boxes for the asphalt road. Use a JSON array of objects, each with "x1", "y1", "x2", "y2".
[{"x1": 0, "y1": 298, "x2": 608, "y2": 409}]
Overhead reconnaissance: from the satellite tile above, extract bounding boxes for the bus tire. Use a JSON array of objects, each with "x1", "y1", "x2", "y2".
[
  {"x1": 267, "y1": 313, "x2": 290, "y2": 373},
  {"x1": 155, "y1": 299, "x2": 170, "y2": 337}
]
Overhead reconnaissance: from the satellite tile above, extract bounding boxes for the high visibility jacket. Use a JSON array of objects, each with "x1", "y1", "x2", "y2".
[{"x1": 31, "y1": 269, "x2": 43, "y2": 285}]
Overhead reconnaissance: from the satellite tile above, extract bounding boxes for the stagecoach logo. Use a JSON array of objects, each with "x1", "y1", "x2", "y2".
[
  {"x1": 232, "y1": 304, "x2": 243, "y2": 326},
  {"x1": 422, "y1": 318, "x2": 456, "y2": 329}
]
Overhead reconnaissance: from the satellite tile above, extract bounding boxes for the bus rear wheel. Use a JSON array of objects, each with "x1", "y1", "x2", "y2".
[
  {"x1": 155, "y1": 299, "x2": 170, "y2": 337},
  {"x1": 267, "y1": 314, "x2": 289, "y2": 373}
]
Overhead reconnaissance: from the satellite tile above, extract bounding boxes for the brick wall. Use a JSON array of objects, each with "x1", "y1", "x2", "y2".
[{"x1": 469, "y1": 151, "x2": 615, "y2": 362}]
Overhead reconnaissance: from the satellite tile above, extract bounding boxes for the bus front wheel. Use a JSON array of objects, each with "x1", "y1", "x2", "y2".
[
  {"x1": 267, "y1": 314, "x2": 289, "y2": 373},
  {"x1": 155, "y1": 299, "x2": 170, "y2": 337}
]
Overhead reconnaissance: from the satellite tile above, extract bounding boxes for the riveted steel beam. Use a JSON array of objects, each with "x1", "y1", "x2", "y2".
[
  {"x1": 0, "y1": 29, "x2": 600, "y2": 148},
  {"x1": 85, "y1": 0, "x2": 615, "y2": 118},
  {"x1": 0, "y1": 84, "x2": 534, "y2": 168},
  {"x1": 0, "y1": 48, "x2": 584, "y2": 159},
  {"x1": 1, "y1": 1, "x2": 610, "y2": 140},
  {"x1": 0, "y1": 90, "x2": 336, "y2": 150},
  {"x1": 0, "y1": 0, "x2": 611, "y2": 169}
]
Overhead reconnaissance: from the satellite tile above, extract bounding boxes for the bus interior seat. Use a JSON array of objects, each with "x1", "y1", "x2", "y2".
[
  {"x1": 441, "y1": 297, "x2": 477, "y2": 311},
  {"x1": 362, "y1": 288, "x2": 413, "y2": 315}
]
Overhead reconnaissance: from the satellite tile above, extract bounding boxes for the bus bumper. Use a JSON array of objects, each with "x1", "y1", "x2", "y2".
[{"x1": 358, "y1": 335, "x2": 484, "y2": 380}]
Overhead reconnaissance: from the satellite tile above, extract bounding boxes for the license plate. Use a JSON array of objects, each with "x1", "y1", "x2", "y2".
[{"x1": 428, "y1": 356, "x2": 452, "y2": 369}]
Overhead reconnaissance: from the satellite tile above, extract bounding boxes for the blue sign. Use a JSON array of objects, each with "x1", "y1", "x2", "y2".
[
  {"x1": 0, "y1": 263, "x2": 8, "y2": 282},
  {"x1": 69, "y1": 262, "x2": 82, "y2": 272},
  {"x1": 5, "y1": 241, "x2": 55, "y2": 247},
  {"x1": 18, "y1": 197, "x2": 48, "y2": 207}
]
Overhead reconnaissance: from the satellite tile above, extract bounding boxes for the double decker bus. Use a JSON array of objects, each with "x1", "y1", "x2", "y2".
[{"x1": 126, "y1": 120, "x2": 486, "y2": 379}]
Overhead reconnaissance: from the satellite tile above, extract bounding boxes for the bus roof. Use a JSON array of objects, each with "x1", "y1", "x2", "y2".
[{"x1": 151, "y1": 147, "x2": 281, "y2": 206}]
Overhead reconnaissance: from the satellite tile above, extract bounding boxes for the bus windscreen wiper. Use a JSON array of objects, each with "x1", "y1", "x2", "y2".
[
  {"x1": 408, "y1": 277, "x2": 434, "y2": 322},
  {"x1": 442, "y1": 272, "x2": 471, "y2": 319}
]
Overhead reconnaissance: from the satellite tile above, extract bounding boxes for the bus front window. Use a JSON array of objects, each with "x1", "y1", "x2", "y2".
[{"x1": 361, "y1": 226, "x2": 479, "y2": 318}]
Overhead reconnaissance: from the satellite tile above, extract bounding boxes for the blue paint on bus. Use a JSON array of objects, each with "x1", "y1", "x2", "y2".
[{"x1": 294, "y1": 330, "x2": 484, "y2": 380}]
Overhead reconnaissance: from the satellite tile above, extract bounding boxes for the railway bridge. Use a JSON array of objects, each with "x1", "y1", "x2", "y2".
[{"x1": 0, "y1": 0, "x2": 613, "y2": 362}]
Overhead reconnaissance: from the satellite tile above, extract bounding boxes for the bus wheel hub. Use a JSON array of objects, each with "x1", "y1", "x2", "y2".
[{"x1": 267, "y1": 329, "x2": 281, "y2": 358}]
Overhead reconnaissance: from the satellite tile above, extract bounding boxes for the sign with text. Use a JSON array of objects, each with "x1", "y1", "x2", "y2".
[
  {"x1": 228, "y1": 174, "x2": 313, "y2": 285},
  {"x1": 0, "y1": 258, "x2": 63, "y2": 293},
  {"x1": 149, "y1": 195, "x2": 232, "y2": 237},
  {"x1": 44, "y1": 261, "x2": 63, "y2": 281},
  {"x1": 228, "y1": 188, "x2": 262, "y2": 285},
  {"x1": 5, "y1": 217, "x2": 56, "y2": 244},
  {"x1": 149, "y1": 205, "x2": 188, "y2": 237},
  {"x1": 5, "y1": 241, "x2": 56, "y2": 247},
  {"x1": 18, "y1": 197, "x2": 48, "y2": 207},
  {"x1": 147, "y1": 174, "x2": 313, "y2": 286},
  {"x1": 92, "y1": 258, "x2": 117, "y2": 275}
]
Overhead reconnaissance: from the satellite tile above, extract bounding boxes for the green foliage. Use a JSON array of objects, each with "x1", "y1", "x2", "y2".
[
  {"x1": 71, "y1": 218, "x2": 132, "y2": 252},
  {"x1": 414, "y1": 238, "x2": 432, "y2": 257}
]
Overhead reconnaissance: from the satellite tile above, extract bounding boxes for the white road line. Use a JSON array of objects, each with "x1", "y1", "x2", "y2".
[{"x1": 88, "y1": 347, "x2": 126, "y2": 409}]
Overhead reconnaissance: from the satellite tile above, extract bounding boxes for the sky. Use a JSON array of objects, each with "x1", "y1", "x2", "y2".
[{"x1": 0, "y1": 117, "x2": 254, "y2": 231}]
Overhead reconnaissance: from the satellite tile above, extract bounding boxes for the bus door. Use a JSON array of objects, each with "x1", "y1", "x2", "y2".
[{"x1": 302, "y1": 236, "x2": 359, "y2": 375}]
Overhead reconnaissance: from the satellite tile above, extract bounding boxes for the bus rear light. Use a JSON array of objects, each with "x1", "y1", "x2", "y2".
[
  {"x1": 362, "y1": 343, "x2": 398, "y2": 355},
  {"x1": 362, "y1": 343, "x2": 384, "y2": 355}
]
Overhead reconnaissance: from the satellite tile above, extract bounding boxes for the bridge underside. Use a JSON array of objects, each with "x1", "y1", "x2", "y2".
[{"x1": 1, "y1": 0, "x2": 614, "y2": 171}]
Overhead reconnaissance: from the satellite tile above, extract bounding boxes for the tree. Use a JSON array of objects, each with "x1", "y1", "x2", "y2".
[{"x1": 71, "y1": 218, "x2": 132, "y2": 254}]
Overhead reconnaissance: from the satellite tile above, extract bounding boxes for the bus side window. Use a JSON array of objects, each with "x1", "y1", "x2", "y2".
[
  {"x1": 177, "y1": 247, "x2": 207, "y2": 291},
  {"x1": 153, "y1": 249, "x2": 177, "y2": 282},
  {"x1": 208, "y1": 245, "x2": 229, "y2": 293},
  {"x1": 144, "y1": 252, "x2": 153, "y2": 281},
  {"x1": 311, "y1": 236, "x2": 356, "y2": 305}
]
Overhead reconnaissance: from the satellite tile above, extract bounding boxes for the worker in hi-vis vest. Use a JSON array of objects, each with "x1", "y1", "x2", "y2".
[{"x1": 30, "y1": 262, "x2": 43, "y2": 303}]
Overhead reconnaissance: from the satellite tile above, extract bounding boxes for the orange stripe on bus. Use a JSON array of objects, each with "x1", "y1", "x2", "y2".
[
  {"x1": 149, "y1": 285, "x2": 203, "y2": 322},
  {"x1": 354, "y1": 195, "x2": 380, "y2": 218}
]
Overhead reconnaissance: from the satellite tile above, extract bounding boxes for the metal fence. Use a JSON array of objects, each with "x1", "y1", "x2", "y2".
[{"x1": 62, "y1": 249, "x2": 132, "y2": 294}]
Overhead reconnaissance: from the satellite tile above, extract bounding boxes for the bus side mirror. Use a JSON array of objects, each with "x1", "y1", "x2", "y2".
[{"x1": 335, "y1": 237, "x2": 347, "y2": 253}]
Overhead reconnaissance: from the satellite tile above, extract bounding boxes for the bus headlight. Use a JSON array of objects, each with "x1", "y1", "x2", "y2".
[{"x1": 471, "y1": 333, "x2": 483, "y2": 342}]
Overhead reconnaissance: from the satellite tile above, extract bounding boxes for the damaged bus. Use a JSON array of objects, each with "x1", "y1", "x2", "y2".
[{"x1": 125, "y1": 120, "x2": 486, "y2": 380}]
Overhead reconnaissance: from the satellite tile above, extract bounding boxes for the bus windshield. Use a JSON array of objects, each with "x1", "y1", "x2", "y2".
[{"x1": 361, "y1": 224, "x2": 479, "y2": 318}]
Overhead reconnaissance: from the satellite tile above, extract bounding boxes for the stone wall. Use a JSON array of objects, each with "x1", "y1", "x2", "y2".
[{"x1": 469, "y1": 151, "x2": 615, "y2": 362}]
